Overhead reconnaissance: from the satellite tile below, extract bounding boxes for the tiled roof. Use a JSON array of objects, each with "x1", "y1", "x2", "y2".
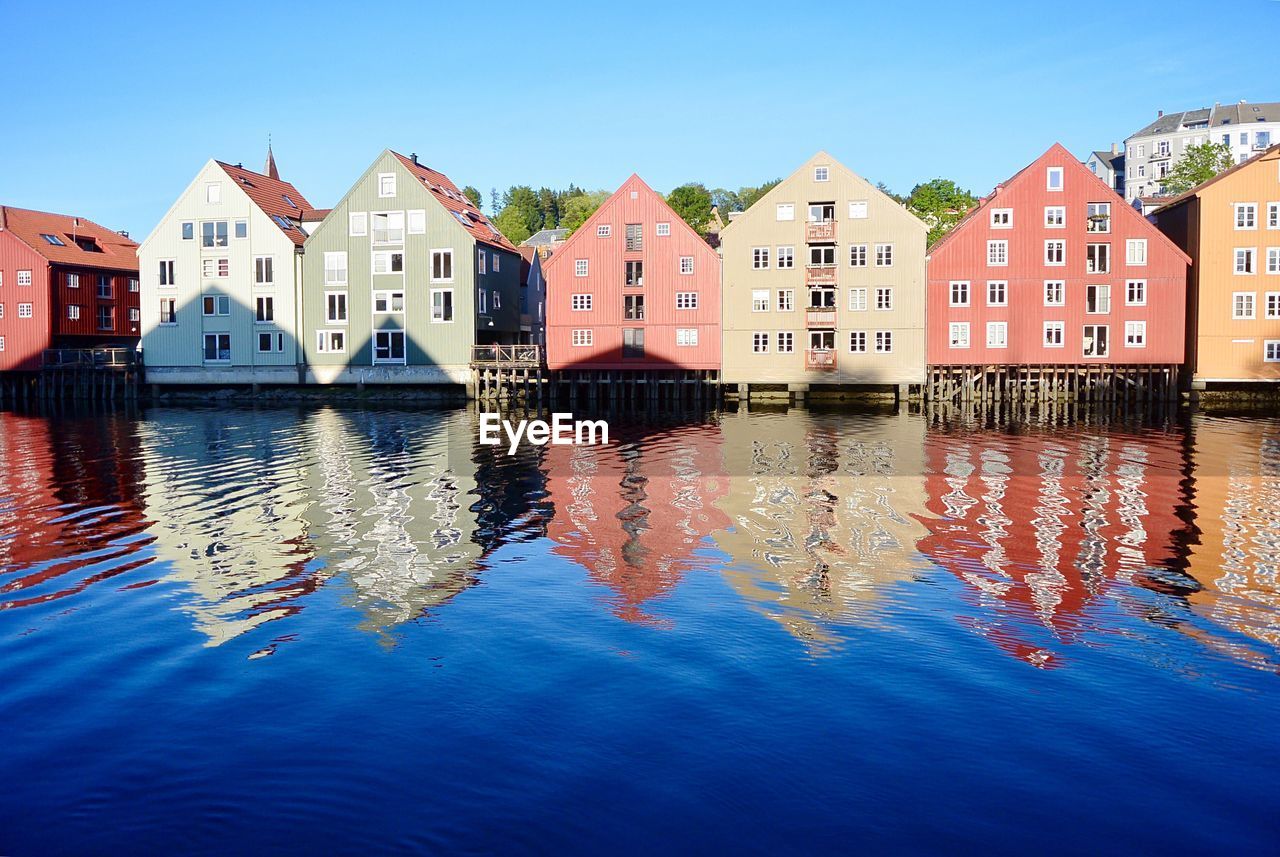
[
  {"x1": 390, "y1": 151, "x2": 516, "y2": 253},
  {"x1": 0, "y1": 206, "x2": 138, "y2": 270},
  {"x1": 302, "y1": 209, "x2": 331, "y2": 221},
  {"x1": 215, "y1": 161, "x2": 313, "y2": 246}
]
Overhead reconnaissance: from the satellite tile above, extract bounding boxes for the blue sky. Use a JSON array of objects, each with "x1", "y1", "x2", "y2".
[{"x1": 2, "y1": 0, "x2": 1277, "y2": 237}]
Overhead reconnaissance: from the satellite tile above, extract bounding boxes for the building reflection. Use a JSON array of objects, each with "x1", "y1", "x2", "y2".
[
  {"x1": 543, "y1": 421, "x2": 730, "y2": 624},
  {"x1": 714, "y1": 408, "x2": 929, "y2": 649}
]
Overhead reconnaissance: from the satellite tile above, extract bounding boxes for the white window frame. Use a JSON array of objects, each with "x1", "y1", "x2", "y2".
[
  {"x1": 1126, "y1": 279, "x2": 1147, "y2": 306},
  {"x1": 572, "y1": 329, "x2": 593, "y2": 347},
  {"x1": 407, "y1": 209, "x2": 427, "y2": 235},
  {"x1": 849, "y1": 288, "x2": 868, "y2": 311},
  {"x1": 372, "y1": 330, "x2": 406, "y2": 364},
  {"x1": 874, "y1": 244, "x2": 893, "y2": 267},
  {"x1": 1086, "y1": 284, "x2": 1111, "y2": 315},
  {"x1": 1233, "y1": 291, "x2": 1256, "y2": 319},
  {"x1": 679, "y1": 256, "x2": 694, "y2": 275},
  {"x1": 1235, "y1": 203, "x2": 1258, "y2": 230},
  {"x1": 676, "y1": 292, "x2": 699, "y2": 310},
  {"x1": 17, "y1": 303, "x2": 32, "y2": 319},
  {"x1": 849, "y1": 244, "x2": 867, "y2": 267},
  {"x1": 986, "y1": 280, "x2": 1007, "y2": 307},
  {"x1": 1046, "y1": 167, "x2": 1064, "y2": 191},
  {"x1": 814, "y1": 166, "x2": 830, "y2": 182},
  {"x1": 751, "y1": 289, "x2": 770, "y2": 312},
  {"x1": 752, "y1": 247, "x2": 770, "y2": 269},
  {"x1": 990, "y1": 208, "x2": 1012, "y2": 229},
  {"x1": 1044, "y1": 206, "x2": 1066, "y2": 228},
  {"x1": 431, "y1": 249, "x2": 454, "y2": 282},
  {"x1": 571, "y1": 294, "x2": 592, "y2": 311},
  {"x1": 254, "y1": 255, "x2": 274, "y2": 286},
  {"x1": 254, "y1": 295, "x2": 274, "y2": 324},
  {"x1": 1236, "y1": 248, "x2": 1257, "y2": 274},
  {"x1": 875, "y1": 287, "x2": 893, "y2": 311},
  {"x1": 777, "y1": 289, "x2": 793, "y2": 312},
  {"x1": 949, "y1": 281, "x2": 969, "y2": 307},
  {"x1": 316, "y1": 330, "x2": 346, "y2": 353},
  {"x1": 777, "y1": 246, "x2": 795, "y2": 269},
  {"x1": 477, "y1": 248, "x2": 487, "y2": 276},
  {"x1": 205, "y1": 182, "x2": 222, "y2": 204},
  {"x1": 675, "y1": 328, "x2": 698, "y2": 347},
  {"x1": 848, "y1": 201, "x2": 868, "y2": 219},
  {"x1": 596, "y1": 224, "x2": 612, "y2": 238},
  {"x1": 1125, "y1": 320, "x2": 1147, "y2": 348},
  {"x1": 349, "y1": 211, "x2": 368, "y2": 237},
  {"x1": 1045, "y1": 240, "x2": 1065, "y2": 267},
  {"x1": 203, "y1": 333, "x2": 231, "y2": 363},
  {"x1": 949, "y1": 322, "x2": 970, "y2": 349},
  {"x1": 1082, "y1": 324, "x2": 1109, "y2": 358},
  {"x1": 202, "y1": 295, "x2": 231, "y2": 317},
  {"x1": 1268, "y1": 248, "x2": 1280, "y2": 275},
  {"x1": 1044, "y1": 280, "x2": 1065, "y2": 306},
  {"x1": 849, "y1": 331, "x2": 867, "y2": 353},
  {"x1": 574, "y1": 259, "x2": 589, "y2": 277},
  {"x1": 324, "y1": 290, "x2": 348, "y2": 325},
  {"x1": 776, "y1": 203, "x2": 794, "y2": 222},
  {"x1": 777, "y1": 331, "x2": 794, "y2": 353},
  {"x1": 324, "y1": 251, "x2": 348, "y2": 285},
  {"x1": 1266, "y1": 292, "x2": 1280, "y2": 319},
  {"x1": 1044, "y1": 321, "x2": 1065, "y2": 348},
  {"x1": 986, "y1": 321, "x2": 1008, "y2": 349},
  {"x1": 656, "y1": 222, "x2": 671, "y2": 237},
  {"x1": 372, "y1": 289, "x2": 406, "y2": 315},
  {"x1": 1126, "y1": 239, "x2": 1148, "y2": 266},
  {"x1": 987, "y1": 240, "x2": 1008, "y2": 266},
  {"x1": 752, "y1": 332, "x2": 770, "y2": 353},
  {"x1": 431, "y1": 288, "x2": 454, "y2": 323},
  {"x1": 874, "y1": 331, "x2": 893, "y2": 353},
  {"x1": 377, "y1": 173, "x2": 397, "y2": 198},
  {"x1": 1267, "y1": 203, "x2": 1279, "y2": 230}
]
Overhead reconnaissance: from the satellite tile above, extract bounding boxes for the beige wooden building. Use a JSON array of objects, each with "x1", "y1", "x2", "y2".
[{"x1": 719, "y1": 152, "x2": 927, "y2": 398}]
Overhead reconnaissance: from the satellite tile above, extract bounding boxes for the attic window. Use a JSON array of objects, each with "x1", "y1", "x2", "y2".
[
  {"x1": 270, "y1": 215, "x2": 294, "y2": 231},
  {"x1": 74, "y1": 236, "x2": 103, "y2": 252},
  {"x1": 239, "y1": 177, "x2": 256, "y2": 188},
  {"x1": 40, "y1": 233, "x2": 65, "y2": 246},
  {"x1": 283, "y1": 194, "x2": 298, "y2": 209},
  {"x1": 452, "y1": 211, "x2": 470, "y2": 226}
]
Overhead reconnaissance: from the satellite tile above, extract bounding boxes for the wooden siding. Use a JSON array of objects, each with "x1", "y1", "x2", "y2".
[
  {"x1": 542, "y1": 175, "x2": 722, "y2": 371},
  {"x1": 928, "y1": 143, "x2": 1189, "y2": 367},
  {"x1": 0, "y1": 234, "x2": 51, "y2": 371},
  {"x1": 50, "y1": 265, "x2": 141, "y2": 342}
]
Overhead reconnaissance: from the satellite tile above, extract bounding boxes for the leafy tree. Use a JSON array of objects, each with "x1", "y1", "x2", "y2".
[
  {"x1": 734, "y1": 179, "x2": 781, "y2": 213},
  {"x1": 560, "y1": 190, "x2": 609, "y2": 235},
  {"x1": 494, "y1": 185, "x2": 542, "y2": 244},
  {"x1": 537, "y1": 187, "x2": 559, "y2": 228},
  {"x1": 489, "y1": 187, "x2": 500, "y2": 216},
  {"x1": 462, "y1": 185, "x2": 482, "y2": 209},
  {"x1": 875, "y1": 181, "x2": 905, "y2": 205},
  {"x1": 667, "y1": 183, "x2": 714, "y2": 234},
  {"x1": 906, "y1": 178, "x2": 977, "y2": 246},
  {"x1": 1164, "y1": 141, "x2": 1234, "y2": 195}
]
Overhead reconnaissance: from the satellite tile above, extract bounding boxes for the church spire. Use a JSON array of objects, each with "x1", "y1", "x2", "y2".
[{"x1": 265, "y1": 135, "x2": 279, "y2": 180}]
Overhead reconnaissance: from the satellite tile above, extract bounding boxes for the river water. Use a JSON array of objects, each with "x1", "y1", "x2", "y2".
[{"x1": 1, "y1": 404, "x2": 1277, "y2": 854}]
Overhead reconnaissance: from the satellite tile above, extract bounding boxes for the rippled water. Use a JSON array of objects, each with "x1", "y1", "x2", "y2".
[{"x1": 2, "y1": 404, "x2": 1278, "y2": 853}]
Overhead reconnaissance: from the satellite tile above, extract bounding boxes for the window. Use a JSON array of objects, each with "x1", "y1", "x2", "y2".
[
  {"x1": 477, "y1": 249, "x2": 487, "y2": 276},
  {"x1": 1236, "y1": 203, "x2": 1257, "y2": 230},
  {"x1": 752, "y1": 247, "x2": 770, "y2": 269},
  {"x1": 373, "y1": 330, "x2": 406, "y2": 362},
  {"x1": 1125, "y1": 321, "x2": 1146, "y2": 348},
  {"x1": 595, "y1": 224, "x2": 612, "y2": 238},
  {"x1": 1233, "y1": 291, "x2": 1256, "y2": 318},
  {"x1": 41, "y1": 233, "x2": 66, "y2": 246},
  {"x1": 324, "y1": 252, "x2": 348, "y2": 284},
  {"x1": 1045, "y1": 206, "x2": 1065, "y2": 228},
  {"x1": 849, "y1": 244, "x2": 867, "y2": 267},
  {"x1": 181, "y1": 222, "x2": 194, "y2": 241},
  {"x1": 752, "y1": 332, "x2": 770, "y2": 353},
  {"x1": 849, "y1": 201, "x2": 868, "y2": 219},
  {"x1": 986, "y1": 321, "x2": 1008, "y2": 348},
  {"x1": 1126, "y1": 280, "x2": 1146, "y2": 306},
  {"x1": 809, "y1": 288, "x2": 836, "y2": 309},
  {"x1": 1124, "y1": 239, "x2": 1148, "y2": 266},
  {"x1": 373, "y1": 290, "x2": 405, "y2": 314},
  {"x1": 575, "y1": 259, "x2": 588, "y2": 277},
  {"x1": 625, "y1": 224, "x2": 643, "y2": 251},
  {"x1": 378, "y1": 173, "x2": 396, "y2": 197},
  {"x1": 432, "y1": 249, "x2": 454, "y2": 282},
  {"x1": 201, "y1": 220, "x2": 229, "y2": 248},
  {"x1": 0, "y1": 336, "x2": 5, "y2": 352},
  {"x1": 676, "y1": 328, "x2": 698, "y2": 347},
  {"x1": 154, "y1": 260, "x2": 175, "y2": 289},
  {"x1": 372, "y1": 251, "x2": 405, "y2": 274},
  {"x1": 201, "y1": 258, "x2": 229, "y2": 278},
  {"x1": 404, "y1": 209, "x2": 426, "y2": 235},
  {"x1": 775, "y1": 289, "x2": 793, "y2": 311},
  {"x1": 159, "y1": 299, "x2": 177, "y2": 325},
  {"x1": 96, "y1": 275, "x2": 112, "y2": 298},
  {"x1": 316, "y1": 330, "x2": 346, "y2": 353},
  {"x1": 875, "y1": 244, "x2": 893, "y2": 267},
  {"x1": 814, "y1": 166, "x2": 829, "y2": 181},
  {"x1": 67, "y1": 273, "x2": 81, "y2": 289},
  {"x1": 571, "y1": 294, "x2": 592, "y2": 311},
  {"x1": 624, "y1": 294, "x2": 645, "y2": 320},
  {"x1": 234, "y1": 220, "x2": 248, "y2": 239},
  {"x1": 67, "y1": 305, "x2": 81, "y2": 320},
  {"x1": 849, "y1": 331, "x2": 867, "y2": 353},
  {"x1": 1045, "y1": 280, "x2": 1065, "y2": 306},
  {"x1": 1044, "y1": 321, "x2": 1064, "y2": 347},
  {"x1": 677, "y1": 292, "x2": 699, "y2": 310},
  {"x1": 1267, "y1": 292, "x2": 1280, "y2": 318},
  {"x1": 254, "y1": 256, "x2": 274, "y2": 286},
  {"x1": 622, "y1": 328, "x2": 644, "y2": 358},
  {"x1": 809, "y1": 245, "x2": 836, "y2": 267},
  {"x1": 679, "y1": 256, "x2": 694, "y2": 275},
  {"x1": 1046, "y1": 167, "x2": 1064, "y2": 191},
  {"x1": 431, "y1": 289, "x2": 454, "y2": 322},
  {"x1": 752, "y1": 289, "x2": 770, "y2": 312},
  {"x1": 325, "y1": 291, "x2": 348, "y2": 324},
  {"x1": 255, "y1": 296, "x2": 274, "y2": 323},
  {"x1": 986, "y1": 280, "x2": 1007, "y2": 306},
  {"x1": 1268, "y1": 203, "x2": 1279, "y2": 229},
  {"x1": 202, "y1": 295, "x2": 231, "y2": 316},
  {"x1": 949, "y1": 322, "x2": 970, "y2": 348},
  {"x1": 1086, "y1": 202, "x2": 1111, "y2": 233},
  {"x1": 950, "y1": 281, "x2": 969, "y2": 307},
  {"x1": 990, "y1": 208, "x2": 1012, "y2": 228},
  {"x1": 777, "y1": 246, "x2": 795, "y2": 269},
  {"x1": 1082, "y1": 325, "x2": 1109, "y2": 358},
  {"x1": 625, "y1": 260, "x2": 644, "y2": 286},
  {"x1": 983, "y1": 240, "x2": 1003, "y2": 267},
  {"x1": 572, "y1": 329, "x2": 593, "y2": 347},
  {"x1": 874, "y1": 331, "x2": 893, "y2": 353},
  {"x1": 1267, "y1": 341, "x2": 1280, "y2": 363},
  {"x1": 349, "y1": 212, "x2": 368, "y2": 236},
  {"x1": 777, "y1": 332, "x2": 794, "y2": 353},
  {"x1": 129, "y1": 278, "x2": 139, "y2": 293},
  {"x1": 656, "y1": 222, "x2": 671, "y2": 237},
  {"x1": 1086, "y1": 284, "x2": 1111, "y2": 314},
  {"x1": 776, "y1": 204, "x2": 794, "y2": 221},
  {"x1": 203, "y1": 333, "x2": 231, "y2": 362},
  {"x1": 17, "y1": 303, "x2": 32, "y2": 319},
  {"x1": 849, "y1": 288, "x2": 868, "y2": 311},
  {"x1": 257, "y1": 332, "x2": 283, "y2": 353},
  {"x1": 371, "y1": 211, "x2": 404, "y2": 243},
  {"x1": 875, "y1": 287, "x2": 892, "y2": 310},
  {"x1": 206, "y1": 182, "x2": 222, "y2": 204},
  {"x1": 1086, "y1": 243, "x2": 1110, "y2": 274},
  {"x1": 477, "y1": 289, "x2": 487, "y2": 315},
  {"x1": 1236, "y1": 248, "x2": 1256, "y2": 274},
  {"x1": 17, "y1": 270, "x2": 32, "y2": 286}
]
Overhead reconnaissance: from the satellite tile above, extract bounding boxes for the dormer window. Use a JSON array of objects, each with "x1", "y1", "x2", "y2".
[{"x1": 74, "y1": 236, "x2": 102, "y2": 253}]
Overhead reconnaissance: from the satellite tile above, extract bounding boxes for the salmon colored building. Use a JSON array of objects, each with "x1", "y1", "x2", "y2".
[
  {"x1": 0, "y1": 206, "x2": 140, "y2": 371},
  {"x1": 542, "y1": 175, "x2": 721, "y2": 376},
  {"x1": 926, "y1": 144, "x2": 1189, "y2": 396}
]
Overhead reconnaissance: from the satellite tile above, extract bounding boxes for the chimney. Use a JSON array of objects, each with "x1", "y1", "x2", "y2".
[
  {"x1": 1157, "y1": 110, "x2": 1164, "y2": 118},
  {"x1": 0, "y1": 205, "x2": 6, "y2": 231},
  {"x1": 118, "y1": 230, "x2": 129, "y2": 239},
  {"x1": 1112, "y1": 142, "x2": 1120, "y2": 155},
  {"x1": 411, "y1": 152, "x2": 419, "y2": 164}
]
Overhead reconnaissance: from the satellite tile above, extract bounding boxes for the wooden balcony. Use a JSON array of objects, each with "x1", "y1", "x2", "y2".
[
  {"x1": 42, "y1": 347, "x2": 138, "y2": 370},
  {"x1": 806, "y1": 220, "x2": 837, "y2": 242},
  {"x1": 471, "y1": 344, "x2": 543, "y2": 368},
  {"x1": 805, "y1": 307, "x2": 837, "y2": 328},
  {"x1": 805, "y1": 264, "x2": 837, "y2": 287},
  {"x1": 805, "y1": 349, "x2": 837, "y2": 371}
]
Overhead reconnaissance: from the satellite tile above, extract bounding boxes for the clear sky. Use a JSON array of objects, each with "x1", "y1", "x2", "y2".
[{"x1": 2, "y1": 0, "x2": 1277, "y2": 237}]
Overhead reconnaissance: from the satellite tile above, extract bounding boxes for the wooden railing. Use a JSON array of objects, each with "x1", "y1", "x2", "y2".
[
  {"x1": 471, "y1": 344, "x2": 543, "y2": 367},
  {"x1": 806, "y1": 308, "x2": 837, "y2": 328},
  {"x1": 42, "y1": 347, "x2": 139, "y2": 369},
  {"x1": 806, "y1": 220, "x2": 837, "y2": 242},
  {"x1": 805, "y1": 264, "x2": 837, "y2": 287},
  {"x1": 805, "y1": 349, "x2": 837, "y2": 370}
]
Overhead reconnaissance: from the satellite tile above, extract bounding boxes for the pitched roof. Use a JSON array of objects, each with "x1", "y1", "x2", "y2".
[
  {"x1": 0, "y1": 206, "x2": 138, "y2": 270},
  {"x1": 1130, "y1": 102, "x2": 1280, "y2": 138},
  {"x1": 215, "y1": 161, "x2": 313, "y2": 246},
  {"x1": 1089, "y1": 150, "x2": 1124, "y2": 169},
  {"x1": 390, "y1": 151, "x2": 516, "y2": 252},
  {"x1": 1153, "y1": 143, "x2": 1280, "y2": 214},
  {"x1": 522, "y1": 228, "x2": 568, "y2": 247}
]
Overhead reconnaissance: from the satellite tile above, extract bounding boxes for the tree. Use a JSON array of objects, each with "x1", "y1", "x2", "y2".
[
  {"x1": 666, "y1": 183, "x2": 714, "y2": 234},
  {"x1": 1163, "y1": 141, "x2": 1234, "y2": 195},
  {"x1": 537, "y1": 187, "x2": 559, "y2": 229},
  {"x1": 906, "y1": 178, "x2": 978, "y2": 246},
  {"x1": 875, "y1": 181, "x2": 905, "y2": 205},
  {"x1": 733, "y1": 179, "x2": 781, "y2": 213},
  {"x1": 494, "y1": 185, "x2": 543, "y2": 244},
  {"x1": 559, "y1": 190, "x2": 609, "y2": 235},
  {"x1": 462, "y1": 185, "x2": 482, "y2": 209},
  {"x1": 489, "y1": 187, "x2": 500, "y2": 216}
]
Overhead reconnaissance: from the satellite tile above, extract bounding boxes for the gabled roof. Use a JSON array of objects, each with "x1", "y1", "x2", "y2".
[
  {"x1": 215, "y1": 161, "x2": 313, "y2": 246},
  {"x1": 522, "y1": 228, "x2": 568, "y2": 247},
  {"x1": 1152, "y1": 143, "x2": 1280, "y2": 214},
  {"x1": 1130, "y1": 102, "x2": 1280, "y2": 138},
  {"x1": 1089, "y1": 150, "x2": 1124, "y2": 169},
  {"x1": 0, "y1": 206, "x2": 138, "y2": 270},
  {"x1": 390, "y1": 151, "x2": 516, "y2": 253}
]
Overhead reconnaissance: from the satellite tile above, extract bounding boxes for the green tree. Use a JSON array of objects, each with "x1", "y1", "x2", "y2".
[
  {"x1": 559, "y1": 190, "x2": 609, "y2": 235},
  {"x1": 875, "y1": 181, "x2": 905, "y2": 205},
  {"x1": 736, "y1": 179, "x2": 781, "y2": 212},
  {"x1": 494, "y1": 185, "x2": 543, "y2": 244},
  {"x1": 537, "y1": 187, "x2": 559, "y2": 228},
  {"x1": 462, "y1": 185, "x2": 482, "y2": 209},
  {"x1": 1164, "y1": 141, "x2": 1234, "y2": 195},
  {"x1": 489, "y1": 187, "x2": 500, "y2": 216},
  {"x1": 666, "y1": 183, "x2": 714, "y2": 234},
  {"x1": 906, "y1": 178, "x2": 978, "y2": 246}
]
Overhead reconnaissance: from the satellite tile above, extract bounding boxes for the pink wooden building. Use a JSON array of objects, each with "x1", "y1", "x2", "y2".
[
  {"x1": 542, "y1": 175, "x2": 721, "y2": 374},
  {"x1": 927, "y1": 144, "x2": 1189, "y2": 391}
]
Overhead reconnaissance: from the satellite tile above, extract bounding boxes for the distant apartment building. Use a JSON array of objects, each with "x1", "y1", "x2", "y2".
[
  {"x1": 1085, "y1": 145, "x2": 1125, "y2": 194},
  {"x1": 719, "y1": 152, "x2": 927, "y2": 396},
  {"x1": 927, "y1": 144, "x2": 1189, "y2": 385},
  {"x1": 138, "y1": 149, "x2": 314, "y2": 384},
  {"x1": 0, "y1": 206, "x2": 139, "y2": 371},
  {"x1": 1125, "y1": 101, "x2": 1279, "y2": 203},
  {"x1": 1152, "y1": 144, "x2": 1280, "y2": 387},
  {"x1": 541, "y1": 175, "x2": 722, "y2": 375},
  {"x1": 301, "y1": 150, "x2": 521, "y2": 386}
]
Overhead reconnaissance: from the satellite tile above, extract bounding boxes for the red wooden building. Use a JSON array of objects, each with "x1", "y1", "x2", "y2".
[
  {"x1": 926, "y1": 144, "x2": 1189, "y2": 398},
  {"x1": 542, "y1": 175, "x2": 721, "y2": 376},
  {"x1": 0, "y1": 206, "x2": 140, "y2": 372}
]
